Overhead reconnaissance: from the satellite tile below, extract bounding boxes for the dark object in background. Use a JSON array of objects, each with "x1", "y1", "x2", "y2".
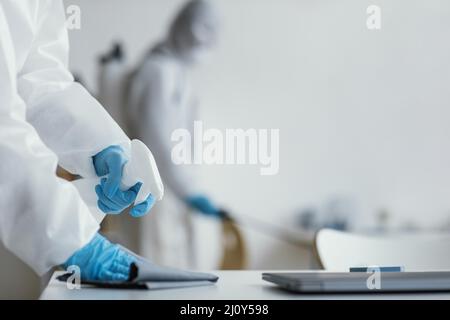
[
  {"x1": 218, "y1": 210, "x2": 248, "y2": 270},
  {"x1": 99, "y1": 42, "x2": 124, "y2": 65},
  {"x1": 297, "y1": 208, "x2": 318, "y2": 230}
]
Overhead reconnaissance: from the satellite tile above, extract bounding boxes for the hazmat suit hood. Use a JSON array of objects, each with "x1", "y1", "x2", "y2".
[{"x1": 154, "y1": 0, "x2": 220, "y2": 65}]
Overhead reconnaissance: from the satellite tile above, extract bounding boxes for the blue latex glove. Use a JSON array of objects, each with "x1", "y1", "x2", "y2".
[
  {"x1": 95, "y1": 177, "x2": 136, "y2": 213},
  {"x1": 186, "y1": 195, "x2": 220, "y2": 217},
  {"x1": 93, "y1": 145, "x2": 155, "y2": 217},
  {"x1": 128, "y1": 182, "x2": 156, "y2": 218},
  {"x1": 95, "y1": 179, "x2": 155, "y2": 217},
  {"x1": 63, "y1": 233, "x2": 134, "y2": 281},
  {"x1": 93, "y1": 145, "x2": 128, "y2": 198}
]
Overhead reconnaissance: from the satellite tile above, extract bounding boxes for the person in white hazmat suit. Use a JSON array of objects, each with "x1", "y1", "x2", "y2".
[
  {"x1": 0, "y1": 0, "x2": 157, "y2": 281},
  {"x1": 125, "y1": 0, "x2": 223, "y2": 269}
]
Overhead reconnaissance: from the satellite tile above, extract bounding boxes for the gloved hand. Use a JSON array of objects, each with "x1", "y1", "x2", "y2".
[
  {"x1": 93, "y1": 145, "x2": 155, "y2": 217},
  {"x1": 94, "y1": 178, "x2": 155, "y2": 217},
  {"x1": 186, "y1": 194, "x2": 221, "y2": 217},
  {"x1": 127, "y1": 182, "x2": 155, "y2": 217},
  {"x1": 63, "y1": 233, "x2": 134, "y2": 281}
]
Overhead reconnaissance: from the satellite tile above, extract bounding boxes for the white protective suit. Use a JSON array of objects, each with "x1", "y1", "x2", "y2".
[
  {"x1": 0, "y1": 0, "x2": 130, "y2": 275},
  {"x1": 125, "y1": 0, "x2": 222, "y2": 269}
]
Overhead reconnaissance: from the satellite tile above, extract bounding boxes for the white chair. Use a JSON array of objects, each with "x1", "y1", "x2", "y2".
[{"x1": 314, "y1": 228, "x2": 450, "y2": 271}]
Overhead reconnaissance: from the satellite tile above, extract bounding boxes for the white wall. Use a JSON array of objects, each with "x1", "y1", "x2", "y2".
[{"x1": 65, "y1": 0, "x2": 450, "y2": 268}]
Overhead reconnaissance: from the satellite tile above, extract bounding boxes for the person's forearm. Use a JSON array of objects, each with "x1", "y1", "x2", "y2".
[
  {"x1": 25, "y1": 81, "x2": 130, "y2": 177},
  {"x1": 16, "y1": 0, "x2": 130, "y2": 178}
]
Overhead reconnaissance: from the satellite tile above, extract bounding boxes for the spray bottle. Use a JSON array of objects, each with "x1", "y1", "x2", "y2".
[{"x1": 72, "y1": 139, "x2": 164, "y2": 223}]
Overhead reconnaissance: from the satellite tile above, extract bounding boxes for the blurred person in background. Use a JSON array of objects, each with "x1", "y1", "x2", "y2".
[{"x1": 125, "y1": 0, "x2": 223, "y2": 269}]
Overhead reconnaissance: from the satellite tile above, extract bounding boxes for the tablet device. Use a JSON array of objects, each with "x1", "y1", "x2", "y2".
[{"x1": 262, "y1": 271, "x2": 450, "y2": 293}]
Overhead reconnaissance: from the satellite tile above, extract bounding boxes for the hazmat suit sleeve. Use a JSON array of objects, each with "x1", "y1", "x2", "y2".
[
  {"x1": 17, "y1": 0, "x2": 130, "y2": 178},
  {"x1": 0, "y1": 4, "x2": 99, "y2": 275},
  {"x1": 131, "y1": 60, "x2": 198, "y2": 199}
]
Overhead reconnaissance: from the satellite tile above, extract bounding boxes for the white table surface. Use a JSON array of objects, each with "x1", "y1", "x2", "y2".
[{"x1": 40, "y1": 270, "x2": 450, "y2": 300}]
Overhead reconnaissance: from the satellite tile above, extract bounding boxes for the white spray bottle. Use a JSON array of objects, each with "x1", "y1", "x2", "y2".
[{"x1": 72, "y1": 139, "x2": 164, "y2": 223}]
